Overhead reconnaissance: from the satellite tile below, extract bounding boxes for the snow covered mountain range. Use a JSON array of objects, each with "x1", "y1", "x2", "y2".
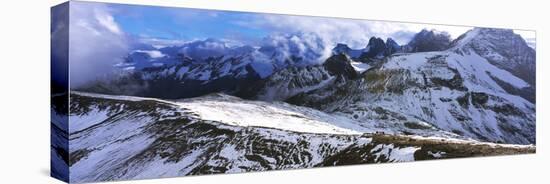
[
  {"x1": 81, "y1": 32, "x2": 332, "y2": 98},
  {"x1": 76, "y1": 27, "x2": 536, "y2": 144},
  {"x1": 53, "y1": 27, "x2": 536, "y2": 182},
  {"x1": 252, "y1": 28, "x2": 536, "y2": 145}
]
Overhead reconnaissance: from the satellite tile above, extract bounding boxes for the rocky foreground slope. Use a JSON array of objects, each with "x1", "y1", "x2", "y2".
[{"x1": 56, "y1": 92, "x2": 534, "y2": 183}]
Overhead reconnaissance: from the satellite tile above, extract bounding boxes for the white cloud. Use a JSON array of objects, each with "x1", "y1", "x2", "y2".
[
  {"x1": 254, "y1": 15, "x2": 374, "y2": 48},
  {"x1": 244, "y1": 14, "x2": 539, "y2": 51},
  {"x1": 94, "y1": 8, "x2": 122, "y2": 35},
  {"x1": 260, "y1": 32, "x2": 328, "y2": 65},
  {"x1": 133, "y1": 50, "x2": 165, "y2": 59},
  {"x1": 69, "y1": 2, "x2": 129, "y2": 87},
  {"x1": 236, "y1": 14, "x2": 476, "y2": 63},
  {"x1": 136, "y1": 37, "x2": 190, "y2": 49},
  {"x1": 246, "y1": 14, "x2": 475, "y2": 48},
  {"x1": 198, "y1": 40, "x2": 227, "y2": 50}
]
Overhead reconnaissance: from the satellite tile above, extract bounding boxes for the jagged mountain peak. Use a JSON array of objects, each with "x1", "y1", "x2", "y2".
[
  {"x1": 452, "y1": 27, "x2": 531, "y2": 50},
  {"x1": 362, "y1": 36, "x2": 405, "y2": 59},
  {"x1": 331, "y1": 37, "x2": 404, "y2": 61},
  {"x1": 452, "y1": 27, "x2": 536, "y2": 87},
  {"x1": 331, "y1": 43, "x2": 363, "y2": 59},
  {"x1": 386, "y1": 37, "x2": 398, "y2": 46},
  {"x1": 323, "y1": 54, "x2": 358, "y2": 79},
  {"x1": 366, "y1": 37, "x2": 386, "y2": 49},
  {"x1": 405, "y1": 29, "x2": 452, "y2": 52},
  {"x1": 415, "y1": 29, "x2": 452, "y2": 39},
  {"x1": 385, "y1": 37, "x2": 401, "y2": 55},
  {"x1": 332, "y1": 43, "x2": 352, "y2": 54},
  {"x1": 331, "y1": 37, "x2": 403, "y2": 61},
  {"x1": 368, "y1": 36, "x2": 385, "y2": 44}
]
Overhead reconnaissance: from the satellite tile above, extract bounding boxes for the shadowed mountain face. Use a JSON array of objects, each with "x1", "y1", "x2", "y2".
[
  {"x1": 332, "y1": 37, "x2": 402, "y2": 62},
  {"x1": 404, "y1": 29, "x2": 452, "y2": 52},
  {"x1": 323, "y1": 54, "x2": 359, "y2": 79},
  {"x1": 385, "y1": 38, "x2": 401, "y2": 55},
  {"x1": 360, "y1": 37, "x2": 387, "y2": 59}
]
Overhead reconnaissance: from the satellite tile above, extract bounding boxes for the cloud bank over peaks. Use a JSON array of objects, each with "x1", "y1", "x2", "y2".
[
  {"x1": 69, "y1": 2, "x2": 129, "y2": 88},
  {"x1": 258, "y1": 32, "x2": 331, "y2": 66},
  {"x1": 242, "y1": 13, "x2": 477, "y2": 48}
]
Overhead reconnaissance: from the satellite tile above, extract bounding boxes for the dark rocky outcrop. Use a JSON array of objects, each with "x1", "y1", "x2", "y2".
[{"x1": 404, "y1": 29, "x2": 452, "y2": 52}]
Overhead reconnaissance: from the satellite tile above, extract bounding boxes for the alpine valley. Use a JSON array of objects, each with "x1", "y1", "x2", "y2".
[{"x1": 52, "y1": 28, "x2": 536, "y2": 182}]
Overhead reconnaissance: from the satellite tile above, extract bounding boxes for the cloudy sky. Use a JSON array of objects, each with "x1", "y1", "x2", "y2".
[
  {"x1": 76, "y1": 1, "x2": 534, "y2": 47},
  {"x1": 64, "y1": 1, "x2": 535, "y2": 86}
]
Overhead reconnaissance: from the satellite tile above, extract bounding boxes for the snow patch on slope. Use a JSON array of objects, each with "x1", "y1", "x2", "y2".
[
  {"x1": 371, "y1": 144, "x2": 420, "y2": 162},
  {"x1": 69, "y1": 109, "x2": 109, "y2": 133},
  {"x1": 176, "y1": 94, "x2": 372, "y2": 135},
  {"x1": 350, "y1": 61, "x2": 371, "y2": 72},
  {"x1": 448, "y1": 52, "x2": 530, "y2": 90}
]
